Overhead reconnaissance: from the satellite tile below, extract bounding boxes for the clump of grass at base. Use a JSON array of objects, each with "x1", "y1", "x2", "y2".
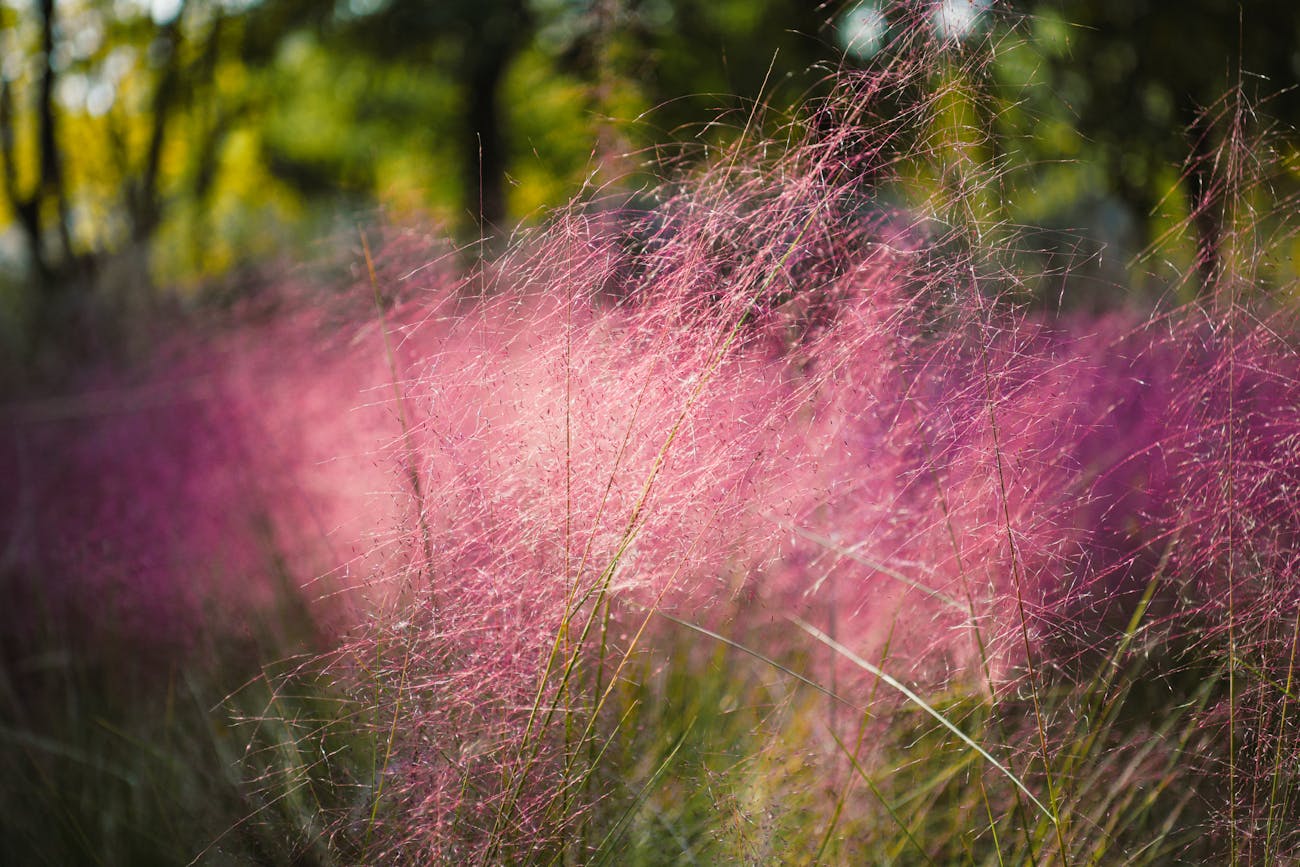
[{"x1": 0, "y1": 555, "x2": 354, "y2": 865}]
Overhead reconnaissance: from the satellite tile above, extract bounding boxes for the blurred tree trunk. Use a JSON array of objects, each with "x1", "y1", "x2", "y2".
[
  {"x1": 128, "y1": 1, "x2": 188, "y2": 255},
  {"x1": 463, "y1": 48, "x2": 508, "y2": 234},
  {"x1": 35, "y1": 0, "x2": 73, "y2": 273},
  {"x1": 0, "y1": 0, "x2": 73, "y2": 290},
  {"x1": 458, "y1": 0, "x2": 530, "y2": 237}
]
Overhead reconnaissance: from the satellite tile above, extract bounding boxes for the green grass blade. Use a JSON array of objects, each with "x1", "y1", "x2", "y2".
[{"x1": 793, "y1": 618, "x2": 1056, "y2": 824}]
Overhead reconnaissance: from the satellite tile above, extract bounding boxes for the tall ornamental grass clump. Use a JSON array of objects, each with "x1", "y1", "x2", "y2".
[
  {"x1": 260, "y1": 56, "x2": 1300, "y2": 864},
  {"x1": 5, "y1": 7, "x2": 1300, "y2": 864}
]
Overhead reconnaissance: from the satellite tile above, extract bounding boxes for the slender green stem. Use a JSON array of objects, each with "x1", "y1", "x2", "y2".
[{"x1": 795, "y1": 618, "x2": 1056, "y2": 823}]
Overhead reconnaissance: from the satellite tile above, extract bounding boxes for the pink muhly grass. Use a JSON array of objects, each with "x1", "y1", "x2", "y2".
[
  {"x1": 138, "y1": 54, "x2": 1288, "y2": 858},
  {"x1": 6, "y1": 17, "x2": 1300, "y2": 861},
  {"x1": 326, "y1": 82, "x2": 1300, "y2": 860}
]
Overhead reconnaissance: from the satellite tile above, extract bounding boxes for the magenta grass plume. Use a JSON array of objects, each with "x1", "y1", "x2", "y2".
[{"x1": 5, "y1": 43, "x2": 1300, "y2": 862}]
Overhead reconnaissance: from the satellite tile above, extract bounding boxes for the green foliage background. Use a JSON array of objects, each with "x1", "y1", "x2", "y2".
[{"x1": 0, "y1": 0, "x2": 1298, "y2": 351}]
